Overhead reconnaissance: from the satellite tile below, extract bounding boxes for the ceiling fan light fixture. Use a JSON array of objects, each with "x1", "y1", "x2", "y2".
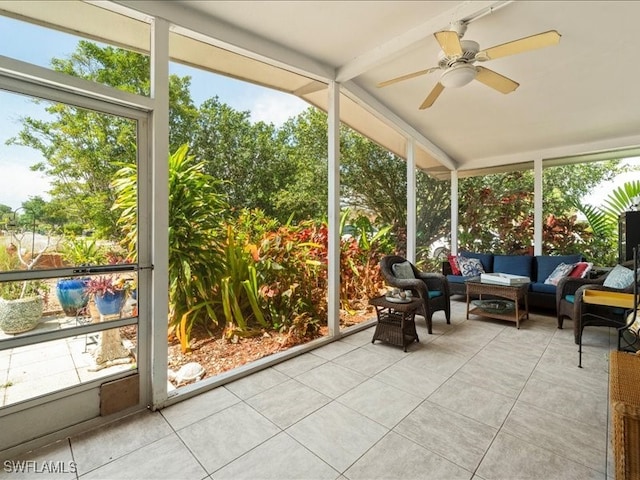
[{"x1": 440, "y1": 63, "x2": 477, "y2": 88}]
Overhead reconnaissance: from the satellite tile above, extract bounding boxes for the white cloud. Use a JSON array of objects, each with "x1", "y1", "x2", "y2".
[
  {"x1": 249, "y1": 92, "x2": 308, "y2": 127},
  {"x1": 0, "y1": 161, "x2": 50, "y2": 210},
  {"x1": 584, "y1": 158, "x2": 640, "y2": 208}
]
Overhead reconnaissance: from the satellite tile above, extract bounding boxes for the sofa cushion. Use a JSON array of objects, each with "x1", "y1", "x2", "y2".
[
  {"x1": 493, "y1": 254, "x2": 533, "y2": 278},
  {"x1": 457, "y1": 256, "x2": 485, "y2": 277},
  {"x1": 535, "y1": 254, "x2": 582, "y2": 283},
  {"x1": 392, "y1": 261, "x2": 415, "y2": 279},
  {"x1": 529, "y1": 282, "x2": 557, "y2": 295},
  {"x1": 446, "y1": 274, "x2": 466, "y2": 285},
  {"x1": 459, "y1": 251, "x2": 493, "y2": 273}
]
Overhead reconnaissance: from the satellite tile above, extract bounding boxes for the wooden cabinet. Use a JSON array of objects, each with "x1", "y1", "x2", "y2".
[{"x1": 619, "y1": 211, "x2": 640, "y2": 263}]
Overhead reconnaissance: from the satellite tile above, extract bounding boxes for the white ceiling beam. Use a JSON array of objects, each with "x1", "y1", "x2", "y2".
[
  {"x1": 463, "y1": 134, "x2": 640, "y2": 171},
  {"x1": 336, "y1": 1, "x2": 509, "y2": 82},
  {"x1": 342, "y1": 80, "x2": 457, "y2": 170},
  {"x1": 113, "y1": 0, "x2": 335, "y2": 82}
]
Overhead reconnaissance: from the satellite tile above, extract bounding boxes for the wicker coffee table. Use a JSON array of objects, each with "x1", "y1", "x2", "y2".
[
  {"x1": 465, "y1": 278, "x2": 529, "y2": 328},
  {"x1": 369, "y1": 295, "x2": 421, "y2": 351}
]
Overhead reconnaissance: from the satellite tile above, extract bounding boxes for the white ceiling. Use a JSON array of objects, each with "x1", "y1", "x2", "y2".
[{"x1": 110, "y1": 1, "x2": 640, "y2": 175}]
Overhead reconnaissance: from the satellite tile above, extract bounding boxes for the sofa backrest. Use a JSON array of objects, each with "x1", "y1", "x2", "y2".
[
  {"x1": 459, "y1": 251, "x2": 493, "y2": 273},
  {"x1": 534, "y1": 254, "x2": 583, "y2": 283},
  {"x1": 493, "y1": 254, "x2": 533, "y2": 278}
]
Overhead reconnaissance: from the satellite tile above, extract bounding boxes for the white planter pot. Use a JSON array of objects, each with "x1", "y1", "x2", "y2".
[{"x1": 0, "y1": 296, "x2": 43, "y2": 334}]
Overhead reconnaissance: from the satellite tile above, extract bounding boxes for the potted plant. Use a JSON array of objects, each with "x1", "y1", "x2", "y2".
[
  {"x1": 55, "y1": 237, "x2": 108, "y2": 317},
  {"x1": 0, "y1": 279, "x2": 48, "y2": 334},
  {"x1": 55, "y1": 277, "x2": 90, "y2": 317},
  {"x1": 0, "y1": 243, "x2": 48, "y2": 334},
  {"x1": 84, "y1": 275, "x2": 131, "y2": 317}
]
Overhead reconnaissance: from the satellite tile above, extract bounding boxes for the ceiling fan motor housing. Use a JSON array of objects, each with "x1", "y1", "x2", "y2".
[{"x1": 437, "y1": 40, "x2": 480, "y2": 68}]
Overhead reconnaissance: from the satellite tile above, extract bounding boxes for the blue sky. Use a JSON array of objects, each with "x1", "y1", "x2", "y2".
[{"x1": 0, "y1": 15, "x2": 308, "y2": 210}]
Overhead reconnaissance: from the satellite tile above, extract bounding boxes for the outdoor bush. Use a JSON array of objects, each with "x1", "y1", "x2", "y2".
[
  {"x1": 255, "y1": 221, "x2": 326, "y2": 338},
  {"x1": 113, "y1": 144, "x2": 229, "y2": 352},
  {"x1": 215, "y1": 225, "x2": 267, "y2": 338},
  {"x1": 58, "y1": 237, "x2": 109, "y2": 265},
  {"x1": 339, "y1": 211, "x2": 392, "y2": 313}
]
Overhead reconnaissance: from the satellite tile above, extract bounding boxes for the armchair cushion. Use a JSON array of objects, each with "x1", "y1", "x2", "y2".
[
  {"x1": 392, "y1": 261, "x2": 415, "y2": 279},
  {"x1": 603, "y1": 264, "x2": 635, "y2": 289}
]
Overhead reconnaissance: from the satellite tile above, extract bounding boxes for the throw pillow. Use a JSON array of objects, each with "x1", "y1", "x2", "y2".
[
  {"x1": 457, "y1": 256, "x2": 485, "y2": 277},
  {"x1": 569, "y1": 262, "x2": 593, "y2": 278},
  {"x1": 392, "y1": 261, "x2": 415, "y2": 279},
  {"x1": 544, "y1": 262, "x2": 576, "y2": 285},
  {"x1": 603, "y1": 264, "x2": 635, "y2": 289},
  {"x1": 448, "y1": 255, "x2": 461, "y2": 275}
]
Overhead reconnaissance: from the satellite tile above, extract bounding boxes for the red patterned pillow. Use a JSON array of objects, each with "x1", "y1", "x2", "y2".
[
  {"x1": 569, "y1": 262, "x2": 593, "y2": 278},
  {"x1": 448, "y1": 255, "x2": 461, "y2": 275}
]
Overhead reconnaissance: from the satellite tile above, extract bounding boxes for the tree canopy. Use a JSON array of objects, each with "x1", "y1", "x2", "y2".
[{"x1": 5, "y1": 40, "x2": 633, "y2": 265}]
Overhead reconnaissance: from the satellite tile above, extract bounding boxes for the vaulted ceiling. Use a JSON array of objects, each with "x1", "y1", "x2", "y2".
[{"x1": 8, "y1": 1, "x2": 640, "y2": 179}]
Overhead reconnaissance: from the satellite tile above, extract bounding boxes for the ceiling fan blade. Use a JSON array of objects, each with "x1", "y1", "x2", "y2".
[
  {"x1": 377, "y1": 67, "x2": 440, "y2": 88},
  {"x1": 476, "y1": 30, "x2": 561, "y2": 61},
  {"x1": 434, "y1": 30, "x2": 463, "y2": 57},
  {"x1": 419, "y1": 83, "x2": 445, "y2": 110},
  {"x1": 475, "y1": 66, "x2": 519, "y2": 94}
]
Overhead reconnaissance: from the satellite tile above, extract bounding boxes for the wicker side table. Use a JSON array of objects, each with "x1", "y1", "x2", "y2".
[
  {"x1": 369, "y1": 295, "x2": 421, "y2": 352},
  {"x1": 610, "y1": 351, "x2": 640, "y2": 480}
]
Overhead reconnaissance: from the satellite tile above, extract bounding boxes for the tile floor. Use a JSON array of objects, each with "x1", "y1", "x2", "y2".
[
  {"x1": 1, "y1": 300, "x2": 617, "y2": 479},
  {"x1": 0, "y1": 315, "x2": 134, "y2": 407}
]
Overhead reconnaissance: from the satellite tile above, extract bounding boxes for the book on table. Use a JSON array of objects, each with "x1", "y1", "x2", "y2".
[{"x1": 480, "y1": 273, "x2": 530, "y2": 286}]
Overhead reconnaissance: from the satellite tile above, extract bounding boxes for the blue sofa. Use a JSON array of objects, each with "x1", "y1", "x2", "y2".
[{"x1": 443, "y1": 251, "x2": 583, "y2": 311}]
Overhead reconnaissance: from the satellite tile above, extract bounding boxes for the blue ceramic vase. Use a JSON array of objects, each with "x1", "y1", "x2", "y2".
[
  {"x1": 94, "y1": 290, "x2": 127, "y2": 316},
  {"x1": 56, "y1": 278, "x2": 89, "y2": 316}
]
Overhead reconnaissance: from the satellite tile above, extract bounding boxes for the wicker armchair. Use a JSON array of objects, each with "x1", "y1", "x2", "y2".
[
  {"x1": 556, "y1": 261, "x2": 634, "y2": 344},
  {"x1": 379, "y1": 255, "x2": 450, "y2": 334}
]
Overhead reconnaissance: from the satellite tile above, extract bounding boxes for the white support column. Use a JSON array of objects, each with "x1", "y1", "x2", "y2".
[
  {"x1": 534, "y1": 159, "x2": 543, "y2": 255},
  {"x1": 450, "y1": 171, "x2": 459, "y2": 255},
  {"x1": 150, "y1": 17, "x2": 170, "y2": 408},
  {"x1": 327, "y1": 81, "x2": 341, "y2": 337},
  {"x1": 406, "y1": 139, "x2": 416, "y2": 263}
]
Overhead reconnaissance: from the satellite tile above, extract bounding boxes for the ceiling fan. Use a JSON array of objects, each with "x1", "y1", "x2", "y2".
[{"x1": 377, "y1": 21, "x2": 561, "y2": 109}]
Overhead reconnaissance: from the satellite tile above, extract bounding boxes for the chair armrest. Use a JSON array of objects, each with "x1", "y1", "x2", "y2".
[{"x1": 556, "y1": 276, "x2": 606, "y2": 298}]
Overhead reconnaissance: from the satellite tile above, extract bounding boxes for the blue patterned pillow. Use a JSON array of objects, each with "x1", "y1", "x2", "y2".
[
  {"x1": 457, "y1": 256, "x2": 485, "y2": 277},
  {"x1": 603, "y1": 264, "x2": 635, "y2": 289}
]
